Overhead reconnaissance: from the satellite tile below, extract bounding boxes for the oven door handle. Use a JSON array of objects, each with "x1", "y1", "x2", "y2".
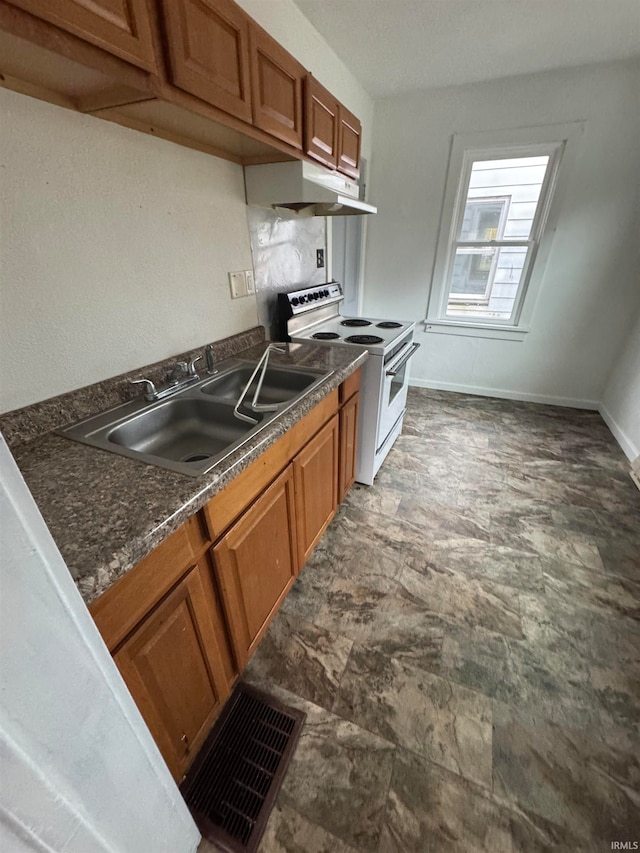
[{"x1": 386, "y1": 342, "x2": 421, "y2": 376}]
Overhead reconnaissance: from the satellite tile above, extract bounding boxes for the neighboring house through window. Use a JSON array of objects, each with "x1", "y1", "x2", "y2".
[{"x1": 426, "y1": 124, "x2": 582, "y2": 340}]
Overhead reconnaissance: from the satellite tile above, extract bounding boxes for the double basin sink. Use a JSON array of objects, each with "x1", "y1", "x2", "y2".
[{"x1": 60, "y1": 359, "x2": 331, "y2": 476}]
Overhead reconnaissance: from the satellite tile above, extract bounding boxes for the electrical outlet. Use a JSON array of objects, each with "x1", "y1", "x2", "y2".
[
  {"x1": 316, "y1": 248, "x2": 325, "y2": 269},
  {"x1": 228, "y1": 271, "x2": 247, "y2": 299},
  {"x1": 245, "y1": 269, "x2": 255, "y2": 294}
]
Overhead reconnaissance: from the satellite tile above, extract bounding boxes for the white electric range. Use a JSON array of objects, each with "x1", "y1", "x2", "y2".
[{"x1": 277, "y1": 282, "x2": 419, "y2": 485}]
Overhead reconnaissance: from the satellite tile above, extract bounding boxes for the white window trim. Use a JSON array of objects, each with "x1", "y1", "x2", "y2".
[{"x1": 425, "y1": 122, "x2": 584, "y2": 340}]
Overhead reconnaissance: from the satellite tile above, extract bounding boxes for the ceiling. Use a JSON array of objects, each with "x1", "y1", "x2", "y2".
[{"x1": 292, "y1": 0, "x2": 640, "y2": 98}]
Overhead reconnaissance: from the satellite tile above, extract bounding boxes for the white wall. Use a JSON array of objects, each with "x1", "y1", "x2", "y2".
[
  {"x1": 235, "y1": 0, "x2": 374, "y2": 161},
  {"x1": 364, "y1": 60, "x2": 640, "y2": 407},
  {"x1": 0, "y1": 87, "x2": 258, "y2": 413},
  {"x1": 601, "y1": 311, "x2": 640, "y2": 461},
  {"x1": 0, "y1": 435, "x2": 199, "y2": 852}
]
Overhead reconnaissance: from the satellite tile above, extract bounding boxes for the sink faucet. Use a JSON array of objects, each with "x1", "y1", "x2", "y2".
[
  {"x1": 131, "y1": 355, "x2": 203, "y2": 402},
  {"x1": 205, "y1": 344, "x2": 218, "y2": 375}
]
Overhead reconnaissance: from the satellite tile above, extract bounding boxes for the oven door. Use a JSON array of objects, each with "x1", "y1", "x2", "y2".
[{"x1": 377, "y1": 340, "x2": 420, "y2": 448}]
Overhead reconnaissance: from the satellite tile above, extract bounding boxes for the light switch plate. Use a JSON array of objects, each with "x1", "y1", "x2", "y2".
[
  {"x1": 229, "y1": 271, "x2": 247, "y2": 299},
  {"x1": 245, "y1": 269, "x2": 255, "y2": 294}
]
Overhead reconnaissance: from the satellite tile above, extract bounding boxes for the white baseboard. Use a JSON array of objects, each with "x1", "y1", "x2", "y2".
[
  {"x1": 408, "y1": 378, "x2": 600, "y2": 411},
  {"x1": 598, "y1": 404, "x2": 639, "y2": 462}
]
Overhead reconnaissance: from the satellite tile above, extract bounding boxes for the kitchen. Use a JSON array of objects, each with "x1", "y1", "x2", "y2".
[{"x1": 1, "y1": 1, "x2": 639, "y2": 851}]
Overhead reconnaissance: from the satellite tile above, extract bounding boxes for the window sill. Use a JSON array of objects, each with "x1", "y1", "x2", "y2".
[{"x1": 422, "y1": 320, "x2": 529, "y2": 341}]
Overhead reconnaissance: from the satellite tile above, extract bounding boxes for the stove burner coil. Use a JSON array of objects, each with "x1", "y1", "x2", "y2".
[
  {"x1": 376, "y1": 321, "x2": 402, "y2": 329},
  {"x1": 340, "y1": 318, "x2": 371, "y2": 327},
  {"x1": 345, "y1": 334, "x2": 384, "y2": 345},
  {"x1": 312, "y1": 332, "x2": 340, "y2": 340}
]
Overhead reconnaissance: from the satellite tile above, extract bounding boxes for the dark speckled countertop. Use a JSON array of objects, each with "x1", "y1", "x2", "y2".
[{"x1": 8, "y1": 339, "x2": 366, "y2": 605}]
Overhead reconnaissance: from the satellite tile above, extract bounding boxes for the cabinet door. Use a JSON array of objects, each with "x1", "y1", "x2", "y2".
[
  {"x1": 249, "y1": 21, "x2": 305, "y2": 149},
  {"x1": 114, "y1": 559, "x2": 230, "y2": 781},
  {"x1": 159, "y1": 0, "x2": 252, "y2": 122},
  {"x1": 337, "y1": 103, "x2": 362, "y2": 179},
  {"x1": 212, "y1": 465, "x2": 298, "y2": 668},
  {"x1": 339, "y1": 392, "x2": 359, "y2": 502},
  {"x1": 304, "y1": 74, "x2": 338, "y2": 169},
  {"x1": 293, "y1": 414, "x2": 339, "y2": 567},
  {"x1": 9, "y1": 0, "x2": 157, "y2": 71}
]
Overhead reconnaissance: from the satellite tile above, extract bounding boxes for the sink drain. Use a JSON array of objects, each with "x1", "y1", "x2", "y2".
[{"x1": 182, "y1": 452, "x2": 211, "y2": 463}]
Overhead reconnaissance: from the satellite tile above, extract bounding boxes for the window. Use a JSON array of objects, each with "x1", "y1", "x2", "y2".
[{"x1": 427, "y1": 125, "x2": 582, "y2": 339}]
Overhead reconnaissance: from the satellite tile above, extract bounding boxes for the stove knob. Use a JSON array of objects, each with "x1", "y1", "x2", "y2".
[
  {"x1": 299, "y1": 295, "x2": 306, "y2": 303},
  {"x1": 310, "y1": 293, "x2": 317, "y2": 301},
  {"x1": 291, "y1": 297, "x2": 299, "y2": 306},
  {"x1": 323, "y1": 289, "x2": 330, "y2": 297}
]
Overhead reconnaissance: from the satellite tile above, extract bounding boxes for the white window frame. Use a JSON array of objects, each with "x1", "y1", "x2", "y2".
[{"x1": 425, "y1": 123, "x2": 584, "y2": 341}]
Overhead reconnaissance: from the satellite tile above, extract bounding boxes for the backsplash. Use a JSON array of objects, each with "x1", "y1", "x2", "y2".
[
  {"x1": 0, "y1": 327, "x2": 265, "y2": 449},
  {"x1": 247, "y1": 207, "x2": 327, "y2": 339}
]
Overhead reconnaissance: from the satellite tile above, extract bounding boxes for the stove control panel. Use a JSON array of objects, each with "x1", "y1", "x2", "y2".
[{"x1": 280, "y1": 281, "x2": 343, "y2": 315}]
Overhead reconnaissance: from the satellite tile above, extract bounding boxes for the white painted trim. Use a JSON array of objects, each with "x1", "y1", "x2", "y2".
[
  {"x1": 598, "y1": 403, "x2": 640, "y2": 461},
  {"x1": 422, "y1": 320, "x2": 528, "y2": 341},
  {"x1": 408, "y1": 377, "x2": 599, "y2": 410},
  {"x1": 426, "y1": 121, "x2": 585, "y2": 332}
]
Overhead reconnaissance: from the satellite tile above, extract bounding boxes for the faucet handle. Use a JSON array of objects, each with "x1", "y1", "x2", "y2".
[
  {"x1": 130, "y1": 378, "x2": 157, "y2": 401},
  {"x1": 188, "y1": 355, "x2": 202, "y2": 377}
]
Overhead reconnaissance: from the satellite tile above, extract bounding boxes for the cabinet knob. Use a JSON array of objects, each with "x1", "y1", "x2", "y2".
[{"x1": 181, "y1": 734, "x2": 188, "y2": 745}]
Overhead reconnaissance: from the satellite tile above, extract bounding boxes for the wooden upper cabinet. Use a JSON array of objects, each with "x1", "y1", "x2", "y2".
[
  {"x1": 212, "y1": 465, "x2": 299, "y2": 668},
  {"x1": 159, "y1": 0, "x2": 252, "y2": 122},
  {"x1": 114, "y1": 559, "x2": 231, "y2": 781},
  {"x1": 304, "y1": 74, "x2": 338, "y2": 169},
  {"x1": 337, "y1": 102, "x2": 362, "y2": 179},
  {"x1": 249, "y1": 21, "x2": 305, "y2": 149},
  {"x1": 293, "y1": 414, "x2": 339, "y2": 567},
  {"x1": 8, "y1": 0, "x2": 157, "y2": 71}
]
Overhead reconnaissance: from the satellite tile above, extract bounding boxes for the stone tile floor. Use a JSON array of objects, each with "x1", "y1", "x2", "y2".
[{"x1": 200, "y1": 388, "x2": 640, "y2": 852}]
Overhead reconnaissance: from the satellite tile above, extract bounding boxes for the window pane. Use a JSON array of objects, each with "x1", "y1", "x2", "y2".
[
  {"x1": 459, "y1": 199, "x2": 506, "y2": 241},
  {"x1": 446, "y1": 246, "x2": 527, "y2": 320},
  {"x1": 449, "y1": 247, "x2": 496, "y2": 299},
  {"x1": 464, "y1": 155, "x2": 550, "y2": 241}
]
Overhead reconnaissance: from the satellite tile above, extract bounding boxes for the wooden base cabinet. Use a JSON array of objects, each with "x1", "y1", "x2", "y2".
[
  {"x1": 339, "y1": 391, "x2": 359, "y2": 502},
  {"x1": 293, "y1": 413, "x2": 339, "y2": 566},
  {"x1": 113, "y1": 557, "x2": 231, "y2": 781},
  {"x1": 212, "y1": 465, "x2": 299, "y2": 668}
]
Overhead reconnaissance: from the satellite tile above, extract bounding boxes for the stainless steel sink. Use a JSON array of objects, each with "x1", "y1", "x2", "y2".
[
  {"x1": 108, "y1": 397, "x2": 264, "y2": 463},
  {"x1": 200, "y1": 365, "x2": 322, "y2": 405},
  {"x1": 59, "y1": 356, "x2": 333, "y2": 476}
]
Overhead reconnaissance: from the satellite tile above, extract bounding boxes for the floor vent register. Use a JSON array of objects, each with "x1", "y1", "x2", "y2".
[{"x1": 181, "y1": 683, "x2": 306, "y2": 852}]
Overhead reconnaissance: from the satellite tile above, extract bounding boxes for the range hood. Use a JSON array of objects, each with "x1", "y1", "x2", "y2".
[{"x1": 244, "y1": 160, "x2": 377, "y2": 217}]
